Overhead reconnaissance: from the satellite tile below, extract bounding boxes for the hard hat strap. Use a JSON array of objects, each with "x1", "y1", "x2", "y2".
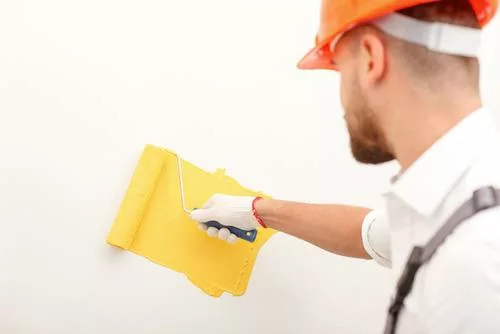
[
  {"x1": 329, "y1": 12, "x2": 482, "y2": 58},
  {"x1": 372, "y1": 12, "x2": 482, "y2": 57}
]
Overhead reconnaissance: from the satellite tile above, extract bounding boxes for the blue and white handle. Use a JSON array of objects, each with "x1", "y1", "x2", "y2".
[{"x1": 204, "y1": 221, "x2": 257, "y2": 243}]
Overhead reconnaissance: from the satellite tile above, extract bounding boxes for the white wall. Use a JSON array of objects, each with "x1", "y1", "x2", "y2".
[{"x1": 1, "y1": 1, "x2": 499, "y2": 333}]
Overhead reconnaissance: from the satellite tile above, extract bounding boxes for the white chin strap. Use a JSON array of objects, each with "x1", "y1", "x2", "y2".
[{"x1": 371, "y1": 12, "x2": 482, "y2": 57}]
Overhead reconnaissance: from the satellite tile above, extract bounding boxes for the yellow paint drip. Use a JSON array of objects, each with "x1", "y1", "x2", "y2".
[{"x1": 106, "y1": 145, "x2": 275, "y2": 296}]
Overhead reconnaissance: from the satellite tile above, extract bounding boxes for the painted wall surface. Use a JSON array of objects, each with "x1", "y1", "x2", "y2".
[{"x1": 1, "y1": 1, "x2": 499, "y2": 333}]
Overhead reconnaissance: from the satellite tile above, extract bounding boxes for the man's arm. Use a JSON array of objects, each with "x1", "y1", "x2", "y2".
[
  {"x1": 190, "y1": 195, "x2": 391, "y2": 263},
  {"x1": 255, "y1": 198, "x2": 371, "y2": 259}
]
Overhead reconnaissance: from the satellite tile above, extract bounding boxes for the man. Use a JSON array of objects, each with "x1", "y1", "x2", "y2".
[{"x1": 190, "y1": 0, "x2": 500, "y2": 333}]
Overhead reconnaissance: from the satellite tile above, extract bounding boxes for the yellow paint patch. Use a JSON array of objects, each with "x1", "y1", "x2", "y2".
[{"x1": 106, "y1": 145, "x2": 275, "y2": 296}]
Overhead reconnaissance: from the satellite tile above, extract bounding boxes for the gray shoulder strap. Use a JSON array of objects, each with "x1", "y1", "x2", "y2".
[
  {"x1": 421, "y1": 186, "x2": 500, "y2": 263},
  {"x1": 384, "y1": 186, "x2": 500, "y2": 334}
]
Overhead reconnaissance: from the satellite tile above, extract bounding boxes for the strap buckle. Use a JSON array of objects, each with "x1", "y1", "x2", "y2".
[
  {"x1": 396, "y1": 246, "x2": 423, "y2": 296},
  {"x1": 388, "y1": 246, "x2": 424, "y2": 315}
]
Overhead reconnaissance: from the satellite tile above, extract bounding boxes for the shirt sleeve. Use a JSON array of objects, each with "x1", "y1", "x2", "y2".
[{"x1": 361, "y1": 209, "x2": 392, "y2": 268}]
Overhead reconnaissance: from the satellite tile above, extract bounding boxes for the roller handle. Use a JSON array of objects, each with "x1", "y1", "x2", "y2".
[{"x1": 204, "y1": 221, "x2": 258, "y2": 243}]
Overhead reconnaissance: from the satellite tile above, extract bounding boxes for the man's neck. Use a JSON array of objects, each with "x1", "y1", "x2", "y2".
[{"x1": 385, "y1": 92, "x2": 482, "y2": 171}]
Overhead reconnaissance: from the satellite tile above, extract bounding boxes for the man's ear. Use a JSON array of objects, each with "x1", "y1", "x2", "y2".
[{"x1": 358, "y1": 31, "x2": 387, "y2": 86}]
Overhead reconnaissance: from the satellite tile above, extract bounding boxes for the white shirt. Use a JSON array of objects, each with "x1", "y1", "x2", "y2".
[{"x1": 361, "y1": 107, "x2": 500, "y2": 334}]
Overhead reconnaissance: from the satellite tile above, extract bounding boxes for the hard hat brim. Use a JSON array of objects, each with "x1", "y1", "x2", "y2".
[
  {"x1": 296, "y1": 43, "x2": 338, "y2": 71},
  {"x1": 296, "y1": 0, "x2": 443, "y2": 70}
]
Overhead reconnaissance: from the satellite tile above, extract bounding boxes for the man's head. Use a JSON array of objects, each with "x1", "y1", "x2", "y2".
[{"x1": 329, "y1": 0, "x2": 482, "y2": 164}]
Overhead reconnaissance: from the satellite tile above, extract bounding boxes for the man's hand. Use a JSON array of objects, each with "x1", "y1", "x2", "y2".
[{"x1": 190, "y1": 194, "x2": 261, "y2": 244}]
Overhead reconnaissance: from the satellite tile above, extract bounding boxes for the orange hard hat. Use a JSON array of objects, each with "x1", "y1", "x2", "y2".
[{"x1": 298, "y1": 0, "x2": 498, "y2": 70}]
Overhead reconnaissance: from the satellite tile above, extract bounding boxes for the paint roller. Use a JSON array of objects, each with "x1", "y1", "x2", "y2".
[{"x1": 176, "y1": 154, "x2": 258, "y2": 243}]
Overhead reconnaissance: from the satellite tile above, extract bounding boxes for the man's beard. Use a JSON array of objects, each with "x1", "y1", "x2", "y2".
[
  {"x1": 349, "y1": 128, "x2": 395, "y2": 164},
  {"x1": 344, "y1": 81, "x2": 395, "y2": 164}
]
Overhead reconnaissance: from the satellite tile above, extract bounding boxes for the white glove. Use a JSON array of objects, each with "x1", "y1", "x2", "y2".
[{"x1": 190, "y1": 194, "x2": 261, "y2": 244}]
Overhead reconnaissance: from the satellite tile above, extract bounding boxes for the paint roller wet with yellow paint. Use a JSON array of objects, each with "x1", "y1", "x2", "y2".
[{"x1": 106, "y1": 144, "x2": 275, "y2": 297}]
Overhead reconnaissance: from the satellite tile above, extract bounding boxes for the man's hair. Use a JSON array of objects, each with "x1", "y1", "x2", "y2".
[
  {"x1": 398, "y1": 0, "x2": 480, "y2": 28},
  {"x1": 391, "y1": 0, "x2": 480, "y2": 89}
]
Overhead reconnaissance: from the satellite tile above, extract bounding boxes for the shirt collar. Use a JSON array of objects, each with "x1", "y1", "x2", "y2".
[{"x1": 387, "y1": 106, "x2": 499, "y2": 217}]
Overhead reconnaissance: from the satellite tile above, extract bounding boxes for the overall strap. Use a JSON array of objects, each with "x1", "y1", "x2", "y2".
[{"x1": 383, "y1": 186, "x2": 500, "y2": 334}]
